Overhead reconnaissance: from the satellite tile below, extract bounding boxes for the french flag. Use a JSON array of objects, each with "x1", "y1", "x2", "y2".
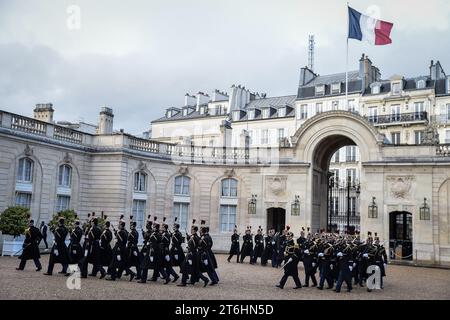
[{"x1": 348, "y1": 6, "x2": 393, "y2": 45}]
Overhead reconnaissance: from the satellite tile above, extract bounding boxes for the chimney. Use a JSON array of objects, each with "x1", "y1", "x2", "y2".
[
  {"x1": 184, "y1": 94, "x2": 196, "y2": 107},
  {"x1": 299, "y1": 66, "x2": 316, "y2": 86},
  {"x1": 430, "y1": 60, "x2": 446, "y2": 80},
  {"x1": 33, "y1": 103, "x2": 54, "y2": 123},
  {"x1": 212, "y1": 89, "x2": 228, "y2": 102},
  {"x1": 195, "y1": 92, "x2": 210, "y2": 111},
  {"x1": 98, "y1": 106, "x2": 114, "y2": 135},
  {"x1": 359, "y1": 54, "x2": 374, "y2": 90}
]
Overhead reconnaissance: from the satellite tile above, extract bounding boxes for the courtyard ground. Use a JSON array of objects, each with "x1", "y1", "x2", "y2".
[{"x1": 1, "y1": 254, "x2": 449, "y2": 300}]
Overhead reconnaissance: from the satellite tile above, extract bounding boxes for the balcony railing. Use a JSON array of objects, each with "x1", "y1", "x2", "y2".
[
  {"x1": 11, "y1": 114, "x2": 47, "y2": 135},
  {"x1": 367, "y1": 111, "x2": 427, "y2": 125},
  {"x1": 437, "y1": 144, "x2": 450, "y2": 157},
  {"x1": 431, "y1": 115, "x2": 450, "y2": 125},
  {"x1": 54, "y1": 126, "x2": 83, "y2": 144}
]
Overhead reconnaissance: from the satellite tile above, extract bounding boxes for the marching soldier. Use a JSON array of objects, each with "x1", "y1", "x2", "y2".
[
  {"x1": 239, "y1": 226, "x2": 253, "y2": 263},
  {"x1": 317, "y1": 240, "x2": 334, "y2": 290},
  {"x1": 99, "y1": 219, "x2": 113, "y2": 275},
  {"x1": 138, "y1": 215, "x2": 152, "y2": 283},
  {"x1": 67, "y1": 218, "x2": 83, "y2": 268},
  {"x1": 178, "y1": 219, "x2": 209, "y2": 287},
  {"x1": 106, "y1": 220, "x2": 133, "y2": 281},
  {"x1": 297, "y1": 227, "x2": 306, "y2": 247},
  {"x1": 227, "y1": 226, "x2": 240, "y2": 263},
  {"x1": 334, "y1": 242, "x2": 353, "y2": 293},
  {"x1": 161, "y1": 218, "x2": 179, "y2": 282},
  {"x1": 82, "y1": 217, "x2": 106, "y2": 278},
  {"x1": 302, "y1": 238, "x2": 318, "y2": 287},
  {"x1": 199, "y1": 221, "x2": 219, "y2": 285},
  {"x1": 16, "y1": 218, "x2": 42, "y2": 271},
  {"x1": 147, "y1": 217, "x2": 170, "y2": 283},
  {"x1": 250, "y1": 226, "x2": 264, "y2": 265},
  {"x1": 44, "y1": 217, "x2": 69, "y2": 276},
  {"x1": 276, "y1": 227, "x2": 288, "y2": 267},
  {"x1": 276, "y1": 231, "x2": 302, "y2": 289},
  {"x1": 374, "y1": 234, "x2": 388, "y2": 289},
  {"x1": 169, "y1": 217, "x2": 185, "y2": 272},
  {"x1": 126, "y1": 219, "x2": 141, "y2": 280},
  {"x1": 261, "y1": 229, "x2": 274, "y2": 266}
]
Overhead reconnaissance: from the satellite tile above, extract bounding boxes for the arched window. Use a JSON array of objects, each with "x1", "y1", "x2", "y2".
[
  {"x1": 174, "y1": 176, "x2": 190, "y2": 195},
  {"x1": 134, "y1": 172, "x2": 147, "y2": 192},
  {"x1": 58, "y1": 164, "x2": 72, "y2": 187},
  {"x1": 16, "y1": 158, "x2": 33, "y2": 182},
  {"x1": 221, "y1": 178, "x2": 238, "y2": 197}
]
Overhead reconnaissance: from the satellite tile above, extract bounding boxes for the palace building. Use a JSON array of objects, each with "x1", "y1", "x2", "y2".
[{"x1": 1, "y1": 55, "x2": 450, "y2": 266}]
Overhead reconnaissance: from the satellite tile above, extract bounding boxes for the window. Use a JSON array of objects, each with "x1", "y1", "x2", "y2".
[
  {"x1": 368, "y1": 107, "x2": 378, "y2": 123},
  {"x1": 349, "y1": 197, "x2": 356, "y2": 216},
  {"x1": 447, "y1": 104, "x2": 450, "y2": 121},
  {"x1": 174, "y1": 175, "x2": 190, "y2": 195},
  {"x1": 391, "y1": 132, "x2": 401, "y2": 145},
  {"x1": 182, "y1": 109, "x2": 188, "y2": 116},
  {"x1": 56, "y1": 195, "x2": 70, "y2": 212},
  {"x1": 446, "y1": 130, "x2": 450, "y2": 144},
  {"x1": 278, "y1": 108, "x2": 286, "y2": 117},
  {"x1": 414, "y1": 102, "x2": 424, "y2": 120},
  {"x1": 346, "y1": 169, "x2": 357, "y2": 184},
  {"x1": 278, "y1": 128, "x2": 286, "y2": 141},
  {"x1": 248, "y1": 130, "x2": 253, "y2": 146},
  {"x1": 330, "y1": 169, "x2": 340, "y2": 184},
  {"x1": 391, "y1": 105, "x2": 401, "y2": 122},
  {"x1": 220, "y1": 205, "x2": 236, "y2": 232},
  {"x1": 331, "y1": 83, "x2": 341, "y2": 94},
  {"x1": 166, "y1": 110, "x2": 172, "y2": 118},
  {"x1": 173, "y1": 203, "x2": 189, "y2": 230},
  {"x1": 248, "y1": 110, "x2": 255, "y2": 120},
  {"x1": 348, "y1": 99, "x2": 356, "y2": 112},
  {"x1": 392, "y1": 82, "x2": 401, "y2": 95},
  {"x1": 221, "y1": 178, "x2": 238, "y2": 197},
  {"x1": 261, "y1": 129, "x2": 269, "y2": 144},
  {"x1": 415, "y1": 131, "x2": 424, "y2": 145},
  {"x1": 199, "y1": 106, "x2": 205, "y2": 115},
  {"x1": 232, "y1": 111, "x2": 240, "y2": 121},
  {"x1": 58, "y1": 164, "x2": 72, "y2": 187},
  {"x1": 17, "y1": 158, "x2": 33, "y2": 182},
  {"x1": 331, "y1": 197, "x2": 339, "y2": 216},
  {"x1": 15, "y1": 192, "x2": 31, "y2": 208},
  {"x1": 262, "y1": 108, "x2": 270, "y2": 119},
  {"x1": 417, "y1": 80, "x2": 426, "y2": 89},
  {"x1": 134, "y1": 172, "x2": 147, "y2": 192},
  {"x1": 132, "y1": 200, "x2": 146, "y2": 230},
  {"x1": 371, "y1": 85, "x2": 380, "y2": 94},
  {"x1": 315, "y1": 85, "x2": 325, "y2": 96},
  {"x1": 346, "y1": 146, "x2": 356, "y2": 162},
  {"x1": 299, "y1": 104, "x2": 308, "y2": 119},
  {"x1": 332, "y1": 101, "x2": 339, "y2": 111},
  {"x1": 316, "y1": 102, "x2": 323, "y2": 114},
  {"x1": 332, "y1": 150, "x2": 340, "y2": 163}
]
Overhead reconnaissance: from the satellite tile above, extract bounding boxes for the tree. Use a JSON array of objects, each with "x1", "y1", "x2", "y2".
[{"x1": 0, "y1": 206, "x2": 30, "y2": 238}]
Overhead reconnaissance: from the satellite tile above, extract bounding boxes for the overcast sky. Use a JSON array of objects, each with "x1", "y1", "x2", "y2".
[{"x1": 0, "y1": 0, "x2": 449, "y2": 134}]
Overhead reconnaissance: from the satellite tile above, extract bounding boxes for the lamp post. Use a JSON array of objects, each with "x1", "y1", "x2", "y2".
[
  {"x1": 291, "y1": 195, "x2": 300, "y2": 216},
  {"x1": 368, "y1": 197, "x2": 378, "y2": 219},
  {"x1": 248, "y1": 194, "x2": 257, "y2": 215},
  {"x1": 419, "y1": 197, "x2": 430, "y2": 220}
]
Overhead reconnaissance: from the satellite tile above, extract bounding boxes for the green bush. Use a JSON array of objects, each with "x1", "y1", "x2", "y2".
[
  {"x1": 49, "y1": 210, "x2": 106, "y2": 233},
  {"x1": 0, "y1": 206, "x2": 30, "y2": 238}
]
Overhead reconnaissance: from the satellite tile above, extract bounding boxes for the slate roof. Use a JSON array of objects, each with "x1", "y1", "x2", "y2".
[{"x1": 245, "y1": 95, "x2": 296, "y2": 109}]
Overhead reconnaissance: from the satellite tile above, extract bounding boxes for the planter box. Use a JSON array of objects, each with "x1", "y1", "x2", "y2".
[{"x1": 1, "y1": 235, "x2": 24, "y2": 256}]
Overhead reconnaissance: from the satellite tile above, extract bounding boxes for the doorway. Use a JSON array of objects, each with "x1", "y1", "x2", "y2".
[
  {"x1": 389, "y1": 211, "x2": 413, "y2": 260},
  {"x1": 266, "y1": 208, "x2": 286, "y2": 233}
]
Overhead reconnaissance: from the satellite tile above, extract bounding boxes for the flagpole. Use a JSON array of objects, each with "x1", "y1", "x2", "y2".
[{"x1": 346, "y1": 2, "x2": 349, "y2": 110}]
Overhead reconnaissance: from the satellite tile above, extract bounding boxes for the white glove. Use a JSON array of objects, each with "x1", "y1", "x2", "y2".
[
  {"x1": 353, "y1": 263, "x2": 356, "y2": 268},
  {"x1": 312, "y1": 262, "x2": 316, "y2": 267},
  {"x1": 337, "y1": 252, "x2": 343, "y2": 257},
  {"x1": 165, "y1": 255, "x2": 170, "y2": 262},
  {"x1": 188, "y1": 260, "x2": 192, "y2": 265},
  {"x1": 54, "y1": 249, "x2": 59, "y2": 256},
  {"x1": 363, "y1": 253, "x2": 369, "y2": 258},
  {"x1": 174, "y1": 254, "x2": 178, "y2": 260},
  {"x1": 349, "y1": 266, "x2": 353, "y2": 271},
  {"x1": 271, "y1": 241, "x2": 275, "y2": 245},
  {"x1": 150, "y1": 256, "x2": 154, "y2": 262},
  {"x1": 72, "y1": 250, "x2": 77, "y2": 254},
  {"x1": 287, "y1": 258, "x2": 293, "y2": 263},
  {"x1": 318, "y1": 253, "x2": 324, "y2": 257},
  {"x1": 147, "y1": 242, "x2": 150, "y2": 246},
  {"x1": 84, "y1": 249, "x2": 88, "y2": 257},
  {"x1": 133, "y1": 251, "x2": 138, "y2": 257},
  {"x1": 330, "y1": 264, "x2": 333, "y2": 270},
  {"x1": 117, "y1": 255, "x2": 121, "y2": 261},
  {"x1": 384, "y1": 263, "x2": 387, "y2": 269},
  {"x1": 304, "y1": 249, "x2": 309, "y2": 254},
  {"x1": 204, "y1": 259, "x2": 208, "y2": 266}
]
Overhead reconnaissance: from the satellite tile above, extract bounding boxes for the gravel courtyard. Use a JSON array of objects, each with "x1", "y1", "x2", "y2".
[{"x1": 1, "y1": 254, "x2": 449, "y2": 300}]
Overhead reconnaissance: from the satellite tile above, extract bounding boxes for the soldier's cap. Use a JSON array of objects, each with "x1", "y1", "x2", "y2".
[
  {"x1": 119, "y1": 221, "x2": 126, "y2": 227},
  {"x1": 29, "y1": 219, "x2": 34, "y2": 224},
  {"x1": 286, "y1": 225, "x2": 290, "y2": 231},
  {"x1": 58, "y1": 217, "x2": 65, "y2": 224},
  {"x1": 75, "y1": 220, "x2": 80, "y2": 225},
  {"x1": 119, "y1": 214, "x2": 124, "y2": 220},
  {"x1": 154, "y1": 216, "x2": 158, "y2": 221},
  {"x1": 191, "y1": 219, "x2": 196, "y2": 226},
  {"x1": 105, "y1": 221, "x2": 110, "y2": 227},
  {"x1": 131, "y1": 221, "x2": 136, "y2": 227},
  {"x1": 92, "y1": 217, "x2": 98, "y2": 224},
  {"x1": 163, "y1": 217, "x2": 166, "y2": 222},
  {"x1": 92, "y1": 212, "x2": 96, "y2": 217},
  {"x1": 87, "y1": 213, "x2": 91, "y2": 218},
  {"x1": 130, "y1": 215, "x2": 134, "y2": 221}
]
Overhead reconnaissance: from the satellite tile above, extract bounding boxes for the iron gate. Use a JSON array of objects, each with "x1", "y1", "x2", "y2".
[{"x1": 327, "y1": 175, "x2": 360, "y2": 234}]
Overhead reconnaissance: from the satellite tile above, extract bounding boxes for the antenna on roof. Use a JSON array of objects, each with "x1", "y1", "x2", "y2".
[{"x1": 308, "y1": 35, "x2": 315, "y2": 71}]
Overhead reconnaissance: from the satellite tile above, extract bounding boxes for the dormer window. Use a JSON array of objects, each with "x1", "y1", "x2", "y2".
[
  {"x1": 262, "y1": 108, "x2": 270, "y2": 119},
  {"x1": 278, "y1": 107, "x2": 286, "y2": 117},
  {"x1": 331, "y1": 83, "x2": 341, "y2": 94},
  {"x1": 447, "y1": 77, "x2": 450, "y2": 94},
  {"x1": 232, "y1": 110, "x2": 241, "y2": 121},
  {"x1": 315, "y1": 85, "x2": 325, "y2": 96},
  {"x1": 392, "y1": 82, "x2": 401, "y2": 95},
  {"x1": 182, "y1": 109, "x2": 188, "y2": 116},
  {"x1": 248, "y1": 110, "x2": 255, "y2": 120},
  {"x1": 371, "y1": 85, "x2": 380, "y2": 94},
  {"x1": 416, "y1": 79, "x2": 426, "y2": 89},
  {"x1": 167, "y1": 110, "x2": 172, "y2": 118}
]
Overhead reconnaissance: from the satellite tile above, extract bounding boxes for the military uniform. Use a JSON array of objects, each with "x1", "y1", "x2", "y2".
[
  {"x1": 335, "y1": 244, "x2": 353, "y2": 292},
  {"x1": 261, "y1": 230, "x2": 274, "y2": 266},
  {"x1": 317, "y1": 243, "x2": 334, "y2": 290},
  {"x1": 276, "y1": 233, "x2": 302, "y2": 289},
  {"x1": 199, "y1": 225, "x2": 219, "y2": 285},
  {"x1": 302, "y1": 240, "x2": 318, "y2": 287},
  {"x1": 99, "y1": 224, "x2": 113, "y2": 270},
  {"x1": 106, "y1": 221, "x2": 133, "y2": 281},
  {"x1": 126, "y1": 222, "x2": 141, "y2": 280},
  {"x1": 227, "y1": 229, "x2": 240, "y2": 263},
  {"x1": 67, "y1": 222, "x2": 83, "y2": 265},
  {"x1": 44, "y1": 219, "x2": 69, "y2": 275},
  {"x1": 17, "y1": 220, "x2": 42, "y2": 271},
  {"x1": 162, "y1": 224, "x2": 179, "y2": 281},
  {"x1": 250, "y1": 228, "x2": 264, "y2": 265},
  {"x1": 239, "y1": 228, "x2": 253, "y2": 263}
]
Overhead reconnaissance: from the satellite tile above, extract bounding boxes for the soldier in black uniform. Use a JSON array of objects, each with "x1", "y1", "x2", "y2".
[
  {"x1": 17, "y1": 218, "x2": 42, "y2": 271},
  {"x1": 199, "y1": 221, "x2": 219, "y2": 285},
  {"x1": 169, "y1": 217, "x2": 185, "y2": 272},
  {"x1": 138, "y1": 216, "x2": 152, "y2": 283},
  {"x1": 99, "y1": 220, "x2": 113, "y2": 275},
  {"x1": 82, "y1": 217, "x2": 106, "y2": 278},
  {"x1": 44, "y1": 217, "x2": 69, "y2": 276},
  {"x1": 178, "y1": 219, "x2": 209, "y2": 287},
  {"x1": 373, "y1": 234, "x2": 387, "y2": 289},
  {"x1": 276, "y1": 228, "x2": 288, "y2": 267},
  {"x1": 106, "y1": 220, "x2": 133, "y2": 281},
  {"x1": 334, "y1": 242, "x2": 353, "y2": 293},
  {"x1": 302, "y1": 238, "x2": 318, "y2": 287},
  {"x1": 239, "y1": 227, "x2": 253, "y2": 263},
  {"x1": 227, "y1": 226, "x2": 240, "y2": 263},
  {"x1": 161, "y1": 218, "x2": 179, "y2": 282},
  {"x1": 250, "y1": 226, "x2": 264, "y2": 265},
  {"x1": 276, "y1": 231, "x2": 302, "y2": 289},
  {"x1": 67, "y1": 219, "x2": 83, "y2": 268},
  {"x1": 126, "y1": 219, "x2": 141, "y2": 280},
  {"x1": 271, "y1": 230, "x2": 280, "y2": 267},
  {"x1": 317, "y1": 241, "x2": 334, "y2": 290},
  {"x1": 297, "y1": 227, "x2": 307, "y2": 247},
  {"x1": 261, "y1": 229, "x2": 274, "y2": 266},
  {"x1": 148, "y1": 218, "x2": 170, "y2": 283}
]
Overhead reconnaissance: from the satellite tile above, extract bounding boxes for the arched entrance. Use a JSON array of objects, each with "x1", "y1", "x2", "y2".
[
  {"x1": 389, "y1": 211, "x2": 413, "y2": 260},
  {"x1": 290, "y1": 111, "x2": 384, "y2": 234},
  {"x1": 267, "y1": 207, "x2": 286, "y2": 233}
]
